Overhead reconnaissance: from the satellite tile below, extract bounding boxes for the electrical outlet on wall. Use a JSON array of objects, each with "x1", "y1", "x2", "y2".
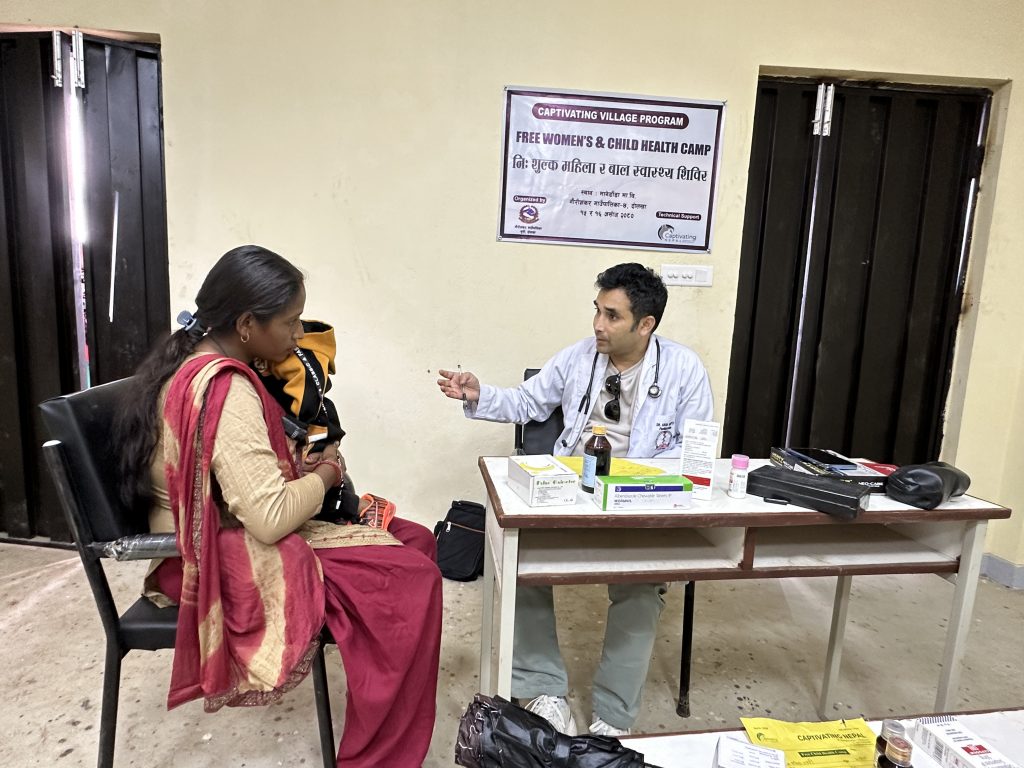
[{"x1": 661, "y1": 264, "x2": 713, "y2": 287}]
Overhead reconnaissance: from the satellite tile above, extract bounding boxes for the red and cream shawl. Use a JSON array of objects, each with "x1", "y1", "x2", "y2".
[{"x1": 162, "y1": 354, "x2": 325, "y2": 711}]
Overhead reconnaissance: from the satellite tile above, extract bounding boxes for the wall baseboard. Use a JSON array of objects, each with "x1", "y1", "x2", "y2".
[{"x1": 981, "y1": 554, "x2": 1024, "y2": 589}]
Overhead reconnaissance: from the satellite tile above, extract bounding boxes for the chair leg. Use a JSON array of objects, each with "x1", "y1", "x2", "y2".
[
  {"x1": 312, "y1": 642, "x2": 336, "y2": 768},
  {"x1": 98, "y1": 642, "x2": 124, "y2": 768},
  {"x1": 676, "y1": 581, "x2": 696, "y2": 717}
]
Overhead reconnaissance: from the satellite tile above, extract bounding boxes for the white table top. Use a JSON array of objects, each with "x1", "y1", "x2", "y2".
[
  {"x1": 481, "y1": 457, "x2": 1009, "y2": 526},
  {"x1": 621, "y1": 710, "x2": 1024, "y2": 768}
]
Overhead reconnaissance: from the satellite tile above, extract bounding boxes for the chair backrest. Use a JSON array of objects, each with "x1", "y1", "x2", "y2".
[
  {"x1": 513, "y1": 368, "x2": 565, "y2": 455},
  {"x1": 39, "y1": 377, "x2": 145, "y2": 643},
  {"x1": 39, "y1": 377, "x2": 144, "y2": 544}
]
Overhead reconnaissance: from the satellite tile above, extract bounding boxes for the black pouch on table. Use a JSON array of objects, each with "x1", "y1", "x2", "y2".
[
  {"x1": 885, "y1": 461, "x2": 970, "y2": 510},
  {"x1": 747, "y1": 465, "x2": 869, "y2": 520},
  {"x1": 434, "y1": 500, "x2": 486, "y2": 581}
]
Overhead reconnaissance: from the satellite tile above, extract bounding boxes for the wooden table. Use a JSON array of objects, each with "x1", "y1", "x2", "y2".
[{"x1": 477, "y1": 457, "x2": 1011, "y2": 716}]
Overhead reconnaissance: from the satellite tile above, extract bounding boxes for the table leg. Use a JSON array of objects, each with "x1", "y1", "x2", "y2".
[
  {"x1": 935, "y1": 521, "x2": 985, "y2": 711},
  {"x1": 496, "y1": 528, "x2": 519, "y2": 700},
  {"x1": 479, "y1": 501, "x2": 496, "y2": 694},
  {"x1": 676, "y1": 581, "x2": 696, "y2": 717},
  {"x1": 818, "y1": 574, "x2": 852, "y2": 718}
]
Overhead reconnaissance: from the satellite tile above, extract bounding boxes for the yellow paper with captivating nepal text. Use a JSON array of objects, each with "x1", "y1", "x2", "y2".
[
  {"x1": 741, "y1": 717, "x2": 875, "y2": 768},
  {"x1": 557, "y1": 457, "x2": 664, "y2": 477}
]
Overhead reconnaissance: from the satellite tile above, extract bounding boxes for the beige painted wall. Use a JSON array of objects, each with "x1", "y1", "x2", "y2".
[{"x1": 4, "y1": 0, "x2": 1022, "y2": 565}]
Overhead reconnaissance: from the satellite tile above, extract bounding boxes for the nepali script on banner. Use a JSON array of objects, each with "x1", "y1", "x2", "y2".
[{"x1": 498, "y1": 87, "x2": 725, "y2": 253}]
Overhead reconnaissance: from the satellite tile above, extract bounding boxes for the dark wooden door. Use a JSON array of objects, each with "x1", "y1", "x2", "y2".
[
  {"x1": 723, "y1": 78, "x2": 989, "y2": 465},
  {"x1": 0, "y1": 33, "x2": 73, "y2": 539},
  {"x1": 79, "y1": 35, "x2": 170, "y2": 385},
  {"x1": 0, "y1": 32, "x2": 168, "y2": 542}
]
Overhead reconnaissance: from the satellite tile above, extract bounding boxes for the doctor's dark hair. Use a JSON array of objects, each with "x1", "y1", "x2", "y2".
[
  {"x1": 595, "y1": 262, "x2": 668, "y2": 330},
  {"x1": 115, "y1": 245, "x2": 305, "y2": 510}
]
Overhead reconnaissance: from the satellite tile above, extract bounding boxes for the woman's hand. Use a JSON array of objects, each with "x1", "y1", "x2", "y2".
[{"x1": 306, "y1": 442, "x2": 346, "y2": 489}]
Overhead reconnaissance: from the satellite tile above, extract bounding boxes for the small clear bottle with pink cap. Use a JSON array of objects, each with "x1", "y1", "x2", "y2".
[{"x1": 727, "y1": 454, "x2": 749, "y2": 498}]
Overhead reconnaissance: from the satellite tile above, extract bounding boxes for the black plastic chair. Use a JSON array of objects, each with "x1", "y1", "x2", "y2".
[
  {"x1": 513, "y1": 368, "x2": 565, "y2": 455},
  {"x1": 39, "y1": 378, "x2": 337, "y2": 768},
  {"x1": 513, "y1": 367, "x2": 698, "y2": 717}
]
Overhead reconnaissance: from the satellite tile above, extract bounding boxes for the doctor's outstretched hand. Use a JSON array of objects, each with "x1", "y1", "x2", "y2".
[{"x1": 437, "y1": 368, "x2": 481, "y2": 404}]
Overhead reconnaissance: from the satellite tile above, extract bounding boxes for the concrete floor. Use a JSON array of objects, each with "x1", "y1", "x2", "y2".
[{"x1": 1, "y1": 541, "x2": 1022, "y2": 767}]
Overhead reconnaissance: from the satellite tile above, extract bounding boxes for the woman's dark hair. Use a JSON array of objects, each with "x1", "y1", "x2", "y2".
[
  {"x1": 116, "y1": 245, "x2": 305, "y2": 510},
  {"x1": 595, "y1": 262, "x2": 668, "y2": 330}
]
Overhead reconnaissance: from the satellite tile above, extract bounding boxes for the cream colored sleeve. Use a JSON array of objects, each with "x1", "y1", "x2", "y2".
[{"x1": 210, "y1": 373, "x2": 326, "y2": 545}]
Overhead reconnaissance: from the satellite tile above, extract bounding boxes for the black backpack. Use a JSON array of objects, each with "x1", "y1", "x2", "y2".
[{"x1": 433, "y1": 500, "x2": 485, "y2": 581}]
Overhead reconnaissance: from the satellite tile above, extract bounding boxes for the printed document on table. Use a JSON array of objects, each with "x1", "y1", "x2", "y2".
[
  {"x1": 740, "y1": 717, "x2": 875, "y2": 768},
  {"x1": 557, "y1": 457, "x2": 664, "y2": 476},
  {"x1": 714, "y1": 735, "x2": 786, "y2": 768}
]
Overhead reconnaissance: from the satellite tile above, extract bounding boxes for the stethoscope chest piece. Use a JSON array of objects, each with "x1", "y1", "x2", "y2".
[{"x1": 646, "y1": 338, "x2": 663, "y2": 399}]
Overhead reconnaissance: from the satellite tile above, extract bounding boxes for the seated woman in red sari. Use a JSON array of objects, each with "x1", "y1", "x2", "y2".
[{"x1": 116, "y1": 245, "x2": 442, "y2": 768}]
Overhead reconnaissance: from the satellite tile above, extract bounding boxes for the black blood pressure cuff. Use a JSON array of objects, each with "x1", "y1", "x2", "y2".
[{"x1": 884, "y1": 461, "x2": 970, "y2": 510}]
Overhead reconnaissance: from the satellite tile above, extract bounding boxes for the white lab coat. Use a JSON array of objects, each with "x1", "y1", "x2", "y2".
[{"x1": 466, "y1": 334, "x2": 713, "y2": 457}]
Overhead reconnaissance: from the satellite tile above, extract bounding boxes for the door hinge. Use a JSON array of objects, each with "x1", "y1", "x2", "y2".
[
  {"x1": 69, "y1": 29, "x2": 85, "y2": 90},
  {"x1": 812, "y1": 83, "x2": 835, "y2": 137},
  {"x1": 50, "y1": 31, "x2": 63, "y2": 87}
]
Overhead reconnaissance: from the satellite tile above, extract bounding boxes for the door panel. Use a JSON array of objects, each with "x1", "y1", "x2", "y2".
[
  {"x1": 82, "y1": 37, "x2": 169, "y2": 385},
  {"x1": 725, "y1": 82, "x2": 820, "y2": 454},
  {"x1": 0, "y1": 34, "x2": 71, "y2": 538},
  {"x1": 849, "y1": 95, "x2": 935, "y2": 456},
  {"x1": 0, "y1": 32, "x2": 168, "y2": 542},
  {"x1": 724, "y1": 78, "x2": 989, "y2": 466}
]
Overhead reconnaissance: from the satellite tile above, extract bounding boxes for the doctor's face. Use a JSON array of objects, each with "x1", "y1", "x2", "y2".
[{"x1": 593, "y1": 288, "x2": 650, "y2": 361}]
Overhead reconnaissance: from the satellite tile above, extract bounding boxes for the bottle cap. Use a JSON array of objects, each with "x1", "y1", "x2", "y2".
[
  {"x1": 885, "y1": 735, "x2": 912, "y2": 765},
  {"x1": 880, "y1": 719, "x2": 906, "y2": 741},
  {"x1": 731, "y1": 454, "x2": 749, "y2": 469},
  {"x1": 593, "y1": 425, "x2": 607, "y2": 435}
]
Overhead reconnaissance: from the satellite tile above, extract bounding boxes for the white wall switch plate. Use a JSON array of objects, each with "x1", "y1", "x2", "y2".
[{"x1": 661, "y1": 264, "x2": 713, "y2": 287}]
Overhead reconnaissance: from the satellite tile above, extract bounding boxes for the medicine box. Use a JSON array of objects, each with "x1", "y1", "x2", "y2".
[
  {"x1": 506, "y1": 455, "x2": 579, "y2": 507},
  {"x1": 592, "y1": 475, "x2": 693, "y2": 511},
  {"x1": 911, "y1": 717, "x2": 1020, "y2": 768}
]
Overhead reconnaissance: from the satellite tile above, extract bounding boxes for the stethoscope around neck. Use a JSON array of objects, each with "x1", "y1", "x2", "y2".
[{"x1": 561, "y1": 338, "x2": 662, "y2": 448}]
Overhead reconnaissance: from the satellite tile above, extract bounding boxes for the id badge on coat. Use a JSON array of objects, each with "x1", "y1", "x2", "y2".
[{"x1": 654, "y1": 416, "x2": 676, "y2": 452}]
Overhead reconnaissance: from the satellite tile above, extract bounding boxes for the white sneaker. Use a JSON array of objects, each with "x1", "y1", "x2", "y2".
[
  {"x1": 523, "y1": 695, "x2": 577, "y2": 736},
  {"x1": 589, "y1": 717, "x2": 631, "y2": 738}
]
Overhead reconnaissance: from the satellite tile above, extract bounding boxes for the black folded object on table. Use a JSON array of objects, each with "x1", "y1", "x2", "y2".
[
  {"x1": 455, "y1": 694, "x2": 656, "y2": 768},
  {"x1": 885, "y1": 461, "x2": 971, "y2": 510},
  {"x1": 747, "y1": 465, "x2": 869, "y2": 520}
]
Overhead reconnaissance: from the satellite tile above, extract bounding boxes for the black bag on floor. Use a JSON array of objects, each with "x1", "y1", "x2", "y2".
[{"x1": 434, "y1": 500, "x2": 486, "y2": 581}]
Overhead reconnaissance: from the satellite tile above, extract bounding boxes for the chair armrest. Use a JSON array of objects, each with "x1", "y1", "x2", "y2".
[{"x1": 92, "y1": 533, "x2": 180, "y2": 561}]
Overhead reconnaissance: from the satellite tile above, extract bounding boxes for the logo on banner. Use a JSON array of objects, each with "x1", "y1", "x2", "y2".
[
  {"x1": 657, "y1": 224, "x2": 697, "y2": 244},
  {"x1": 519, "y1": 205, "x2": 540, "y2": 224}
]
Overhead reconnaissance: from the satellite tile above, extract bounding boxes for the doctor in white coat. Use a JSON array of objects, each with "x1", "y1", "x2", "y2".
[{"x1": 438, "y1": 262, "x2": 713, "y2": 738}]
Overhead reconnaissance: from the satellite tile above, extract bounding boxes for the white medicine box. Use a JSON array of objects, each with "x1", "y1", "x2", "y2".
[{"x1": 507, "y1": 455, "x2": 579, "y2": 507}]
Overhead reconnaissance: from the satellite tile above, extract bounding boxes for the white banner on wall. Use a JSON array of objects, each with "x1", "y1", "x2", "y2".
[{"x1": 498, "y1": 87, "x2": 725, "y2": 253}]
